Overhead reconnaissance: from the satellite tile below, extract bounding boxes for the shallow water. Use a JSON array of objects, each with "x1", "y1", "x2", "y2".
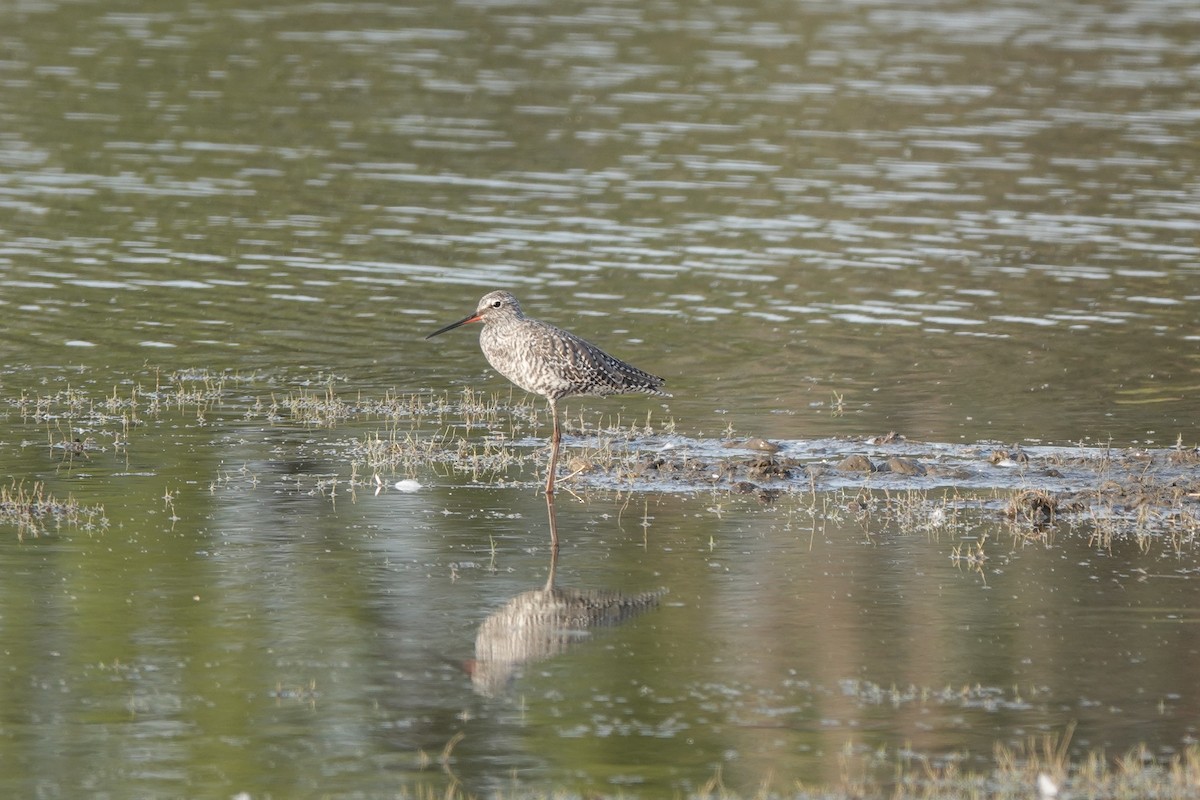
[
  {"x1": 3, "y1": 372, "x2": 1198, "y2": 797},
  {"x1": 2, "y1": 0, "x2": 1198, "y2": 445},
  {"x1": 1, "y1": 0, "x2": 1199, "y2": 796}
]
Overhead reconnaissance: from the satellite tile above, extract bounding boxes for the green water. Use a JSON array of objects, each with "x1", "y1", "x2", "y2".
[{"x1": 2, "y1": 0, "x2": 1199, "y2": 796}]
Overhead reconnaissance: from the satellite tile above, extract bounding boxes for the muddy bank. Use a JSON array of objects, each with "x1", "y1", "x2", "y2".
[
  {"x1": 7, "y1": 375, "x2": 1197, "y2": 541},
  {"x1": 564, "y1": 433, "x2": 1200, "y2": 535}
]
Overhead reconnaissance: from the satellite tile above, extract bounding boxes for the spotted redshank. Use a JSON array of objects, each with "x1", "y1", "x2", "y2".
[{"x1": 426, "y1": 291, "x2": 670, "y2": 496}]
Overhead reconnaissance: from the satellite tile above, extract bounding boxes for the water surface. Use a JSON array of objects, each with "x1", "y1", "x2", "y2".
[
  {"x1": 2, "y1": 0, "x2": 1197, "y2": 443},
  {"x1": 1, "y1": 0, "x2": 1199, "y2": 796}
]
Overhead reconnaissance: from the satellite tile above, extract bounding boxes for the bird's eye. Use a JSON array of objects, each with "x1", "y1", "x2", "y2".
[{"x1": 490, "y1": 300, "x2": 502, "y2": 308}]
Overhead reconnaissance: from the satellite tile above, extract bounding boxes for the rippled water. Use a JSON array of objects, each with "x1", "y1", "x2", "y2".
[
  {"x1": 1, "y1": 0, "x2": 1199, "y2": 796},
  {"x1": 3, "y1": 0, "x2": 1198, "y2": 443}
]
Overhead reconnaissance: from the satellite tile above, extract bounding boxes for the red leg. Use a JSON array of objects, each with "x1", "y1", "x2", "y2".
[{"x1": 544, "y1": 398, "x2": 560, "y2": 496}]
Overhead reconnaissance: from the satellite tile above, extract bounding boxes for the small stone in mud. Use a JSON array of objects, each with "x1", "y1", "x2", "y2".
[
  {"x1": 723, "y1": 438, "x2": 780, "y2": 453},
  {"x1": 748, "y1": 456, "x2": 791, "y2": 480},
  {"x1": 924, "y1": 464, "x2": 972, "y2": 479},
  {"x1": 989, "y1": 447, "x2": 1029, "y2": 466},
  {"x1": 882, "y1": 457, "x2": 926, "y2": 476},
  {"x1": 805, "y1": 463, "x2": 832, "y2": 480},
  {"x1": 713, "y1": 460, "x2": 740, "y2": 481},
  {"x1": 836, "y1": 454, "x2": 876, "y2": 473}
]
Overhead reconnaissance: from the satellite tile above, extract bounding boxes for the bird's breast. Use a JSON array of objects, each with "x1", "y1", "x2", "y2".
[{"x1": 479, "y1": 323, "x2": 573, "y2": 399}]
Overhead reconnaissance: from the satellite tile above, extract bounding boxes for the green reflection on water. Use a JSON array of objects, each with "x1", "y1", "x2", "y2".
[{"x1": 3, "y1": 0, "x2": 1200, "y2": 795}]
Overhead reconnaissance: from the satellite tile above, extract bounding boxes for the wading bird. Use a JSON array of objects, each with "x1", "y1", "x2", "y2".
[{"x1": 426, "y1": 291, "x2": 670, "y2": 496}]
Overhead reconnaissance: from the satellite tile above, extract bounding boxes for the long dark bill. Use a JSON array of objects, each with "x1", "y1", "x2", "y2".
[{"x1": 425, "y1": 312, "x2": 482, "y2": 339}]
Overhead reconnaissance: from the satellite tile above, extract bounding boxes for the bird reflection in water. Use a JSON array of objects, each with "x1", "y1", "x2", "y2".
[{"x1": 467, "y1": 493, "x2": 665, "y2": 697}]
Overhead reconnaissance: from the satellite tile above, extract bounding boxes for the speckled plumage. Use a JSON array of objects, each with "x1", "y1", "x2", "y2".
[
  {"x1": 426, "y1": 290, "x2": 670, "y2": 500},
  {"x1": 474, "y1": 292, "x2": 669, "y2": 401}
]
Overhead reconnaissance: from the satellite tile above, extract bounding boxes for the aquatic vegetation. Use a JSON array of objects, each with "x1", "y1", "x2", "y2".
[
  {"x1": 1004, "y1": 488, "x2": 1058, "y2": 525},
  {"x1": 3, "y1": 370, "x2": 1198, "y2": 555},
  {"x1": 397, "y1": 734, "x2": 1200, "y2": 800},
  {"x1": 8, "y1": 368, "x2": 260, "y2": 445},
  {"x1": 0, "y1": 480, "x2": 107, "y2": 540}
]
